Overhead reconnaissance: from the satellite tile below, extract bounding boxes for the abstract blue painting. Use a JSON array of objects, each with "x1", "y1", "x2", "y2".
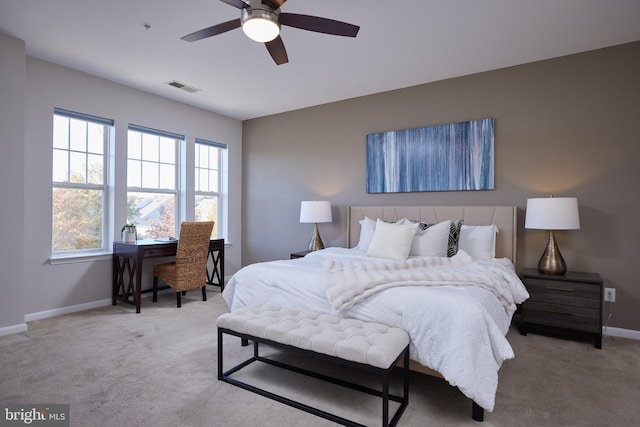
[{"x1": 366, "y1": 118, "x2": 494, "y2": 193}]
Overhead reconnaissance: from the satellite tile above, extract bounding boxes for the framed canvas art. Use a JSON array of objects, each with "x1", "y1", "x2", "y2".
[{"x1": 366, "y1": 118, "x2": 494, "y2": 193}]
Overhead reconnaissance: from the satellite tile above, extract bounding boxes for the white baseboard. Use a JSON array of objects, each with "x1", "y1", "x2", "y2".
[
  {"x1": 603, "y1": 326, "x2": 640, "y2": 341},
  {"x1": 24, "y1": 298, "x2": 113, "y2": 322},
  {"x1": 24, "y1": 288, "x2": 179, "y2": 323},
  {"x1": 0, "y1": 322, "x2": 28, "y2": 337}
]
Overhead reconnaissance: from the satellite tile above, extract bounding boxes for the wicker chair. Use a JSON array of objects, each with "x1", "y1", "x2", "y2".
[{"x1": 152, "y1": 221, "x2": 214, "y2": 308}]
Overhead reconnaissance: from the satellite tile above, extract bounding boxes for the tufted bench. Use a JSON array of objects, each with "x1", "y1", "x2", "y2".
[{"x1": 217, "y1": 304, "x2": 410, "y2": 427}]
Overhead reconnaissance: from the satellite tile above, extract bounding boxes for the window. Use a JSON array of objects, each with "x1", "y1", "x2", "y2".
[
  {"x1": 52, "y1": 108, "x2": 112, "y2": 253},
  {"x1": 195, "y1": 139, "x2": 227, "y2": 238},
  {"x1": 127, "y1": 125, "x2": 183, "y2": 240}
]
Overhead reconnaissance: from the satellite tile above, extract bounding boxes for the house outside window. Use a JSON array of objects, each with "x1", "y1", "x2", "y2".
[
  {"x1": 195, "y1": 138, "x2": 227, "y2": 238},
  {"x1": 127, "y1": 125, "x2": 182, "y2": 240},
  {"x1": 52, "y1": 108, "x2": 112, "y2": 253}
]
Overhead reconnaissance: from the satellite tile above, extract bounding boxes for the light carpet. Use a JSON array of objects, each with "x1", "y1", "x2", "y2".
[{"x1": 1, "y1": 288, "x2": 638, "y2": 427}]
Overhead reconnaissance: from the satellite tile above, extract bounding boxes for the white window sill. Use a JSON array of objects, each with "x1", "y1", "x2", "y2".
[{"x1": 49, "y1": 252, "x2": 112, "y2": 265}]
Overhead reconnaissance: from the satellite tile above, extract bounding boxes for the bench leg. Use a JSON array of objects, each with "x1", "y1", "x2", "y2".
[
  {"x1": 383, "y1": 374, "x2": 389, "y2": 427},
  {"x1": 217, "y1": 328, "x2": 223, "y2": 380},
  {"x1": 404, "y1": 348, "x2": 410, "y2": 403}
]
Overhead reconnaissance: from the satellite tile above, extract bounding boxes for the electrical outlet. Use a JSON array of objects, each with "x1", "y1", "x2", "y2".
[{"x1": 604, "y1": 287, "x2": 616, "y2": 302}]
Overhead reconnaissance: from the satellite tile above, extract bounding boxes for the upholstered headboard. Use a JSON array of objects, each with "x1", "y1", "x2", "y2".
[{"x1": 347, "y1": 205, "x2": 517, "y2": 263}]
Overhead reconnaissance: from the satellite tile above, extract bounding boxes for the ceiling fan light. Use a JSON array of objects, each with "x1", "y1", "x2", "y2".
[
  {"x1": 242, "y1": 18, "x2": 279, "y2": 42},
  {"x1": 241, "y1": 8, "x2": 280, "y2": 43}
]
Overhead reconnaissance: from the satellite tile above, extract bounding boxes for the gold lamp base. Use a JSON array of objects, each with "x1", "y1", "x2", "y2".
[
  {"x1": 538, "y1": 230, "x2": 567, "y2": 275},
  {"x1": 308, "y1": 223, "x2": 325, "y2": 252}
]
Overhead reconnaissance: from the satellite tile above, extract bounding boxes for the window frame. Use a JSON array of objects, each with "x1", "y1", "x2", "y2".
[
  {"x1": 51, "y1": 108, "x2": 112, "y2": 257},
  {"x1": 126, "y1": 124, "x2": 184, "y2": 239},
  {"x1": 194, "y1": 138, "x2": 227, "y2": 238}
]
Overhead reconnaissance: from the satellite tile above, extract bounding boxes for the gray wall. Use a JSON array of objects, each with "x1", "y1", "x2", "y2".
[
  {"x1": 22, "y1": 57, "x2": 243, "y2": 315},
  {"x1": 0, "y1": 30, "x2": 243, "y2": 333},
  {"x1": 0, "y1": 34, "x2": 26, "y2": 333},
  {"x1": 242, "y1": 41, "x2": 640, "y2": 332}
]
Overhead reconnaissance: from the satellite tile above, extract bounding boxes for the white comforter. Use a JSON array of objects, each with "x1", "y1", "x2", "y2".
[{"x1": 222, "y1": 247, "x2": 529, "y2": 411}]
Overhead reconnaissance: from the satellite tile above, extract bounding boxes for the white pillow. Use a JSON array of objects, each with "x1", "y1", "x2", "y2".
[
  {"x1": 459, "y1": 225, "x2": 498, "y2": 259},
  {"x1": 356, "y1": 216, "x2": 377, "y2": 251},
  {"x1": 409, "y1": 220, "x2": 451, "y2": 257},
  {"x1": 356, "y1": 217, "x2": 408, "y2": 252},
  {"x1": 366, "y1": 219, "x2": 419, "y2": 260}
]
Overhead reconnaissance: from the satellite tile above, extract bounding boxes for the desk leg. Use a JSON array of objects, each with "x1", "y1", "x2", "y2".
[
  {"x1": 220, "y1": 248, "x2": 224, "y2": 291},
  {"x1": 135, "y1": 256, "x2": 143, "y2": 313},
  {"x1": 112, "y1": 255, "x2": 118, "y2": 306},
  {"x1": 113, "y1": 255, "x2": 137, "y2": 308},
  {"x1": 207, "y1": 248, "x2": 225, "y2": 291}
]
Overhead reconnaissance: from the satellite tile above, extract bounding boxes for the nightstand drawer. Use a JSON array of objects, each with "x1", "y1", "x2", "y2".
[
  {"x1": 524, "y1": 278, "x2": 600, "y2": 309},
  {"x1": 523, "y1": 301, "x2": 599, "y2": 333}
]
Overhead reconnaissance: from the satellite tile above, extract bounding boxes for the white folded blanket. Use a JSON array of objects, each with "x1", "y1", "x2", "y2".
[{"x1": 324, "y1": 250, "x2": 517, "y2": 312}]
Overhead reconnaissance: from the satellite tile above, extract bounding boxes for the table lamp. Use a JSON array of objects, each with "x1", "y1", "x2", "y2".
[
  {"x1": 525, "y1": 196, "x2": 580, "y2": 275},
  {"x1": 300, "y1": 201, "x2": 332, "y2": 251}
]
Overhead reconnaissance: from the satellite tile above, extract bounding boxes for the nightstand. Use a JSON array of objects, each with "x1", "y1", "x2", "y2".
[
  {"x1": 520, "y1": 268, "x2": 603, "y2": 349},
  {"x1": 290, "y1": 251, "x2": 310, "y2": 259}
]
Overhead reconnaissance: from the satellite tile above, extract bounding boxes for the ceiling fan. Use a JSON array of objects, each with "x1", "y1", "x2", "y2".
[{"x1": 181, "y1": 0, "x2": 360, "y2": 65}]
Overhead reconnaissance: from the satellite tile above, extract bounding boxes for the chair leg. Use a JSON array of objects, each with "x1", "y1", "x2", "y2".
[
  {"x1": 202, "y1": 285, "x2": 207, "y2": 302},
  {"x1": 176, "y1": 292, "x2": 181, "y2": 308},
  {"x1": 152, "y1": 277, "x2": 158, "y2": 302}
]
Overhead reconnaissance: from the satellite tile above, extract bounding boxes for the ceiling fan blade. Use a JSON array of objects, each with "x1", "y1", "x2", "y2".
[
  {"x1": 219, "y1": 0, "x2": 249, "y2": 9},
  {"x1": 262, "y1": 0, "x2": 287, "y2": 10},
  {"x1": 265, "y1": 36, "x2": 289, "y2": 65},
  {"x1": 280, "y1": 13, "x2": 360, "y2": 37},
  {"x1": 181, "y1": 19, "x2": 241, "y2": 42}
]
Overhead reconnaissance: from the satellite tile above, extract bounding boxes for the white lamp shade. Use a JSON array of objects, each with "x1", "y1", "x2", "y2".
[
  {"x1": 300, "y1": 201, "x2": 332, "y2": 223},
  {"x1": 525, "y1": 197, "x2": 580, "y2": 230}
]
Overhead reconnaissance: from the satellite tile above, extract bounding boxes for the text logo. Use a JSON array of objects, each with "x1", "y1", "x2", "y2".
[{"x1": 1, "y1": 405, "x2": 69, "y2": 426}]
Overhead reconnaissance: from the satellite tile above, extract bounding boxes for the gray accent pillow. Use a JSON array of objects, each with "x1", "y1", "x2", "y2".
[{"x1": 447, "y1": 220, "x2": 463, "y2": 257}]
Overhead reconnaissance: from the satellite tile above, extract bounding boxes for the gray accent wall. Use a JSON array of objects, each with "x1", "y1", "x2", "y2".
[{"x1": 242, "y1": 41, "x2": 640, "y2": 332}]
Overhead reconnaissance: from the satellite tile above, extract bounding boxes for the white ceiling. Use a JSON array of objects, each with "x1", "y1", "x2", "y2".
[{"x1": 2, "y1": 0, "x2": 640, "y2": 121}]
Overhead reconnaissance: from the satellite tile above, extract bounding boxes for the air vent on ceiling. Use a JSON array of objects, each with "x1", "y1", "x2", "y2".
[{"x1": 166, "y1": 80, "x2": 201, "y2": 93}]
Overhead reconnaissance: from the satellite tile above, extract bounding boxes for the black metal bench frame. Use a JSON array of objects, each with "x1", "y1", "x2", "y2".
[{"x1": 218, "y1": 327, "x2": 410, "y2": 427}]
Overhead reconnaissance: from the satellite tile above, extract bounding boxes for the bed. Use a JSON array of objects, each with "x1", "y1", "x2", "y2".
[{"x1": 222, "y1": 205, "x2": 529, "y2": 419}]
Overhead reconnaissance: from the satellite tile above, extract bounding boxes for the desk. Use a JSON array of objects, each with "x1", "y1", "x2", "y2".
[{"x1": 113, "y1": 238, "x2": 224, "y2": 313}]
